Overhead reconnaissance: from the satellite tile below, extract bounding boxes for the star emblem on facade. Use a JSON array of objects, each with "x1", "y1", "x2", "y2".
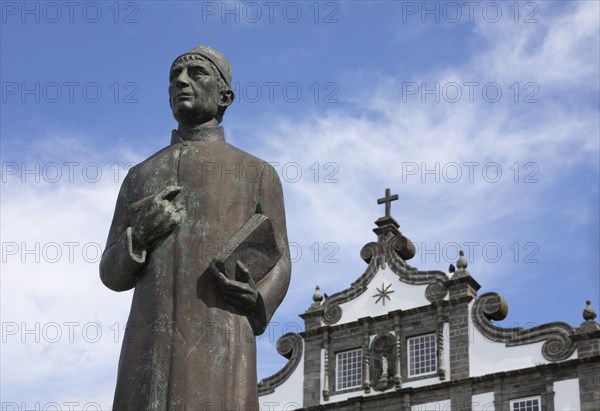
[{"x1": 373, "y1": 282, "x2": 394, "y2": 306}]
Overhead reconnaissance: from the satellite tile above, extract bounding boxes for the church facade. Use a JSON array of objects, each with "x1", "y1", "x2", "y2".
[{"x1": 258, "y1": 190, "x2": 600, "y2": 411}]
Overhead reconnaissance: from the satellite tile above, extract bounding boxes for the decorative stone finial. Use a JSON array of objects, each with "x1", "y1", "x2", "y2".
[
  {"x1": 457, "y1": 250, "x2": 468, "y2": 270},
  {"x1": 313, "y1": 285, "x2": 323, "y2": 303},
  {"x1": 583, "y1": 300, "x2": 597, "y2": 321}
]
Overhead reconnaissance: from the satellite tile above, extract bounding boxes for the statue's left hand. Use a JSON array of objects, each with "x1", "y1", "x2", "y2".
[{"x1": 211, "y1": 260, "x2": 259, "y2": 313}]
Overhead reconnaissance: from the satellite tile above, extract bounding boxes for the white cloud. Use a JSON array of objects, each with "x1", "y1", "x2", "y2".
[
  {"x1": 250, "y1": 0, "x2": 599, "y2": 372},
  {"x1": 1, "y1": 166, "x2": 131, "y2": 405},
  {"x1": 473, "y1": 1, "x2": 600, "y2": 86}
]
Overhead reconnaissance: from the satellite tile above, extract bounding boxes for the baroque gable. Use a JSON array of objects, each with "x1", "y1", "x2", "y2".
[{"x1": 258, "y1": 188, "x2": 600, "y2": 411}]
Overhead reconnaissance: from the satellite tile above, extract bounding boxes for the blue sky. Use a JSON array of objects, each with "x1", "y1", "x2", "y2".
[{"x1": 1, "y1": 1, "x2": 599, "y2": 407}]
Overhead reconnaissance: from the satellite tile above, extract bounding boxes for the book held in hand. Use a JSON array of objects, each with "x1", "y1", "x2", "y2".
[{"x1": 212, "y1": 213, "x2": 281, "y2": 283}]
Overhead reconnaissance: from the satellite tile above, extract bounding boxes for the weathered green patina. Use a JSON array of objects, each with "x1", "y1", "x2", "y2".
[{"x1": 100, "y1": 45, "x2": 291, "y2": 411}]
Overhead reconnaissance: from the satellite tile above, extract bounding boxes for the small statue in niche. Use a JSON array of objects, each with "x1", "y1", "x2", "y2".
[
  {"x1": 371, "y1": 334, "x2": 395, "y2": 392},
  {"x1": 376, "y1": 354, "x2": 391, "y2": 391},
  {"x1": 381, "y1": 355, "x2": 389, "y2": 378}
]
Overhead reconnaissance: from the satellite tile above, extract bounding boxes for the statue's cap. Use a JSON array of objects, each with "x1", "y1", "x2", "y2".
[{"x1": 171, "y1": 45, "x2": 232, "y2": 88}]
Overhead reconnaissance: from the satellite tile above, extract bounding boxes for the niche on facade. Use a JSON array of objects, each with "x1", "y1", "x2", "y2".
[{"x1": 370, "y1": 333, "x2": 396, "y2": 392}]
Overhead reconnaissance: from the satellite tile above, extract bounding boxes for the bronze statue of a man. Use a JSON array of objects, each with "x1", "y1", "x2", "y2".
[{"x1": 100, "y1": 45, "x2": 291, "y2": 410}]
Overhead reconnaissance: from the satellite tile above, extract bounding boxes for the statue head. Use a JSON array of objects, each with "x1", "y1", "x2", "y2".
[{"x1": 169, "y1": 45, "x2": 234, "y2": 128}]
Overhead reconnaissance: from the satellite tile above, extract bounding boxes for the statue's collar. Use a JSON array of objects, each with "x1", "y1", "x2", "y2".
[{"x1": 171, "y1": 126, "x2": 226, "y2": 145}]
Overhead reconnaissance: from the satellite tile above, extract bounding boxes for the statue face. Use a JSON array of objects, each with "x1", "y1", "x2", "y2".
[{"x1": 169, "y1": 57, "x2": 226, "y2": 127}]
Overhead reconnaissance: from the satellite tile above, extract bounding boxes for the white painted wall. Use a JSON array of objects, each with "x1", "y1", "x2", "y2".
[
  {"x1": 472, "y1": 392, "x2": 495, "y2": 411},
  {"x1": 259, "y1": 350, "x2": 304, "y2": 411},
  {"x1": 411, "y1": 398, "x2": 451, "y2": 411},
  {"x1": 468, "y1": 301, "x2": 576, "y2": 377},
  {"x1": 554, "y1": 378, "x2": 581, "y2": 410},
  {"x1": 260, "y1": 402, "x2": 302, "y2": 411},
  {"x1": 403, "y1": 376, "x2": 440, "y2": 389},
  {"x1": 335, "y1": 266, "x2": 433, "y2": 326},
  {"x1": 324, "y1": 387, "x2": 380, "y2": 404}
]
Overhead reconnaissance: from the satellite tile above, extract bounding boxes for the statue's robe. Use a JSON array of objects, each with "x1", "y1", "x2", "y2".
[{"x1": 100, "y1": 127, "x2": 291, "y2": 411}]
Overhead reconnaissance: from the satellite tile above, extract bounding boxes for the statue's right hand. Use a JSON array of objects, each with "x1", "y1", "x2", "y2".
[{"x1": 131, "y1": 185, "x2": 182, "y2": 251}]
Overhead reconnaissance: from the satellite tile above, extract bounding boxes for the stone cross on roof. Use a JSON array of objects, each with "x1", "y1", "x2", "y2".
[
  {"x1": 372, "y1": 188, "x2": 415, "y2": 259},
  {"x1": 377, "y1": 188, "x2": 399, "y2": 219}
]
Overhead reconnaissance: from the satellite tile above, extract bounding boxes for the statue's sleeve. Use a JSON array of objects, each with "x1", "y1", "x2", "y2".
[
  {"x1": 99, "y1": 169, "x2": 146, "y2": 292},
  {"x1": 251, "y1": 163, "x2": 292, "y2": 335}
]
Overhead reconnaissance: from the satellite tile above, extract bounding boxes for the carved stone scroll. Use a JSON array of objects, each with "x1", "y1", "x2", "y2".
[
  {"x1": 472, "y1": 292, "x2": 576, "y2": 362},
  {"x1": 257, "y1": 333, "x2": 304, "y2": 395}
]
